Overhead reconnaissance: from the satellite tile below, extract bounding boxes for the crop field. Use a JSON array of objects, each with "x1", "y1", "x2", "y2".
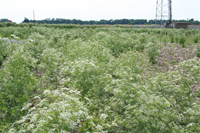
[{"x1": 0, "y1": 26, "x2": 200, "y2": 132}]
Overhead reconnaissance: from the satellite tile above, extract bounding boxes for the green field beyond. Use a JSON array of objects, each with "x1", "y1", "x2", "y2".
[{"x1": 0, "y1": 27, "x2": 200, "y2": 132}]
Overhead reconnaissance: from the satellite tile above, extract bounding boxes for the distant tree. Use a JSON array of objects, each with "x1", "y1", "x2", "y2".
[
  {"x1": 129, "y1": 22, "x2": 135, "y2": 25},
  {"x1": 23, "y1": 17, "x2": 29, "y2": 23},
  {"x1": 121, "y1": 19, "x2": 129, "y2": 24},
  {"x1": 0, "y1": 18, "x2": 10, "y2": 23}
]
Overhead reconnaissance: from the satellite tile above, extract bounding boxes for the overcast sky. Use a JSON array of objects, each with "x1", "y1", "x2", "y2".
[{"x1": 0, "y1": 0, "x2": 200, "y2": 23}]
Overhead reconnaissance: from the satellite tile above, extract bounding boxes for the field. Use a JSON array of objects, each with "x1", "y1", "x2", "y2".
[{"x1": 0, "y1": 26, "x2": 200, "y2": 132}]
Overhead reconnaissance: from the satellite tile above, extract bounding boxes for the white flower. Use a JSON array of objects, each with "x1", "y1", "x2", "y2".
[
  {"x1": 28, "y1": 39, "x2": 34, "y2": 42},
  {"x1": 53, "y1": 90, "x2": 60, "y2": 95},
  {"x1": 60, "y1": 112, "x2": 71, "y2": 120},
  {"x1": 112, "y1": 122, "x2": 118, "y2": 127},
  {"x1": 38, "y1": 119, "x2": 47, "y2": 126},
  {"x1": 86, "y1": 116, "x2": 93, "y2": 120},
  {"x1": 21, "y1": 103, "x2": 32, "y2": 111},
  {"x1": 27, "y1": 124, "x2": 34, "y2": 130},
  {"x1": 90, "y1": 122, "x2": 95, "y2": 127},
  {"x1": 100, "y1": 113, "x2": 108, "y2": 120},
  {"x1": 187, "y1": 123, "x2": 194, "y2": 128},
  {"x1": 43, "y1": 90, "x2": 51, "y2": 96},
  {"x1": 16, "y1": 117, "x2": 26, "y2": 124},
  {"x1": 33, "y1": 96, "x2": 40, "y2": 99},
  {"x1": 96, "y1": 125, "x2": 103, "y2": 131},
  {"x1": 8, "y1": 128, "x2": 16, "y2": 133},
  {"x1": 47, "y1": 116, "x2": 53, "y2": 120}
]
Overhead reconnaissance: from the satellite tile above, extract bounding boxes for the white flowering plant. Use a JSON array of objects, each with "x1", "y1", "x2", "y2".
[{"x1": 0, "y1": 26, "x2": 200, "y2": 132}]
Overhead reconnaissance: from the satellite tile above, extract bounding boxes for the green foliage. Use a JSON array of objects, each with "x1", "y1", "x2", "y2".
[
  {"x1": 193, "y1": 35, "x2": 199, "y2": 43},
  {"x1": 179, "y1": 35, "x2": 187, "y2": 47},
  {"x1": 175, "y1": 36, "x2": 179, "y2": 43},
  {"x1": 196, "y1": 44, "x2": 200, "y2": 57},
  {"x1": 170, "y1": 34, "x2": 175, "y2": 43},
  {"x1": 29, "y1": 23, "x2": 33, "y2": 28},
  {"x1": 0, "y1": 27, "x2": 200, "y2": 132},
  {"x1": 145, "y1": 43, "x2": 159, "y2": 64},
  {"x1": 129, "y1": 22, "x2": 135, "y2": 25},
  {"x1": 162, "y1": 36, "x2": 168, "y2": 46}
]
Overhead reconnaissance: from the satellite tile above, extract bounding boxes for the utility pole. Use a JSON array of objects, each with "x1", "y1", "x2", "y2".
[
  {"x1": 168, "y1": 0, "x2": 172, "y2": 24},
  {"x1": 33, "y1": 10, "x2": 35, "y2": 24}
]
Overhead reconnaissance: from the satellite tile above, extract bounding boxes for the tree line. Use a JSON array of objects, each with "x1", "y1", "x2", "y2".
[
  {"x1": 22, "y1": 18, "x2": 200, "y2": 25},
  {"x1": 1, "y1": 18, "x2": 200, "y2": 25}
]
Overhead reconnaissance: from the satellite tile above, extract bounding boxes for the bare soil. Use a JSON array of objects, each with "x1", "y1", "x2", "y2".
[{"x1": 156, "y1": 43, "x2": 198, "y2": 72}]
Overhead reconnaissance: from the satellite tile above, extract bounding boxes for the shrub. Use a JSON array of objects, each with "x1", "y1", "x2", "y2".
[
  {"x1": 139, "y1": 36, "x2": 147, "y2": 44},
  {"x1": 175, "y1": 36, "x2": 179, "y2": 43},
  {"x1": 162, "y1": 36, "x2": 168, "y2": 46},
  {"x1": 196, "y1": 44, "x2": 200, "y2": 57},
  {"x1": 9, "y1": 88, "x2": 95, "y2": 132},
  {"x1": 0, "y1": 55, "x2": 3, "y2": 66},
  {"x1": 179, "y1": 35, "x2": 187, "y2": 47},
  {"x1": 29, "y1": 23, "x2": 33, "y2": 28},
  {"x1": 145, "y1": 43, "x2": 159, "y2": 64},
  {"x1": 135, "y1": 42, "x2": 145, "y2": 52},
  {"x1": 170, "y1": 34, "x2": 175, "y2": 43},
  {"x1": 193, "y1": 36, "x2": 199, "y2": 43}
]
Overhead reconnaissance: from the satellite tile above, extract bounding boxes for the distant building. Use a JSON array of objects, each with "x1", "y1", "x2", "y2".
[{"x1": 164, "y1": 22, "x2": 188, "y2": 29}]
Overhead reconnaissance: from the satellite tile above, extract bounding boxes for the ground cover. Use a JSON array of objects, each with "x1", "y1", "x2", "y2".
[{"x1": 0, "y1": 26, "x2": 200, "y2": 132}]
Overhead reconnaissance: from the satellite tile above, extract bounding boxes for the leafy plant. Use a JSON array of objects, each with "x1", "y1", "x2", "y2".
[
  {"x1": 179, "y1": 35, "x2": 187, "y2": 47},
  {"x1": 145, "y1": 43, "x2": 159, "y2": 64},
  {"x1": 1, "y1": 26, "x2": 200, "y2": 132},
  {"x1": 170, "y1": 34, "x2": 175, "y2": 43},
  {"x1": 193, "y1": 35, "x2": 199, "y2": 43},
  {"x1": 175, "y1": 36, "x2": 179, "y2": 43},
  {"x1": 196, "y1": 44, "x2": 200, "y2": 57}
]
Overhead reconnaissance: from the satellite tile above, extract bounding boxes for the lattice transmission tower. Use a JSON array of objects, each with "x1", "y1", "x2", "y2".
[{"x1": 155, "y1": 0, "x2": 172, "y2": 27}]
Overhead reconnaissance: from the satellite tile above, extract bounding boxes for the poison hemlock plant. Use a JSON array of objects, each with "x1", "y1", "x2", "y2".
[
  {"x1": 179, "y1": 35, "x2": 187, "y2": 47},
  {"x1": 175, "y1": 36, "x2": 179, "y2": 43},
  {"x1": 170, "y1": 34, "x2": 175, "y2": 43},
  {"x1": 196, "y1": 44, "x2": 200, "y2": 57},
  {"x1": 1, "y1": 27, "x2": 200, "y2": 132},
  {"x1": 193, "y1": 35, "x2": 199, "y2": 43},
  {"x1": 145, "y1": 43, "x2": 159, "y2": 64}
]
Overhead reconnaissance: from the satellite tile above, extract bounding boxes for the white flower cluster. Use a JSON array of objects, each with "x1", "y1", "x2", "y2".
[
  {"x1": 11, "y1": 88, "x2": 93, "y2": 132},
  {"x1": 11, "y1": 34, "x2": 20, "y2": 39}
]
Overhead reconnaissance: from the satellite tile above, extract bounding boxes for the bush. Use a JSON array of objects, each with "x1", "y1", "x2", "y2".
[
  {"x1": 193, "y1": 36, "x2": 199, "y2": 43},
  {"x1": 10, "y1": 88, "x2": 94, "y2": 133},
  {"x1": 29, "y1": 23, "x2": 33, "y2": 28},
  {"x1": 135, "y1": 42, "x2": 145, "y2": 52},
  {"x1": 170, "y1": 34, "x2": 175, "y2": 43},
  {"x1": 175, "y1": 36, "x2": 179, "y2": 43},
  {"x1": 139, "y1": 36, "x2": 147, "y2": 44},
  {"x1": 0, "y1": 55, "x2": 3, "y2": 66},
  {"x1": 145, "y1": 43, "x2": 159, "y2": 64},
  {"x1": 179, "y1": 35, "x2": 187, "y2": 47},
  {"x1": 196, "y1": 44, "x2": 200, "y2": 57},
  {"x1": 162, "y1": 36, "x2": 168, "y2": 46}
]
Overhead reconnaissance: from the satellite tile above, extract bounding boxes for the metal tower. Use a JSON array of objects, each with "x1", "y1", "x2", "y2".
[
  {"x1": 155, "y1": 0, "x2": 172, "y2": 27},
  {"x1": 168, "y1": 0, "x2": 172, "y2": 24}
]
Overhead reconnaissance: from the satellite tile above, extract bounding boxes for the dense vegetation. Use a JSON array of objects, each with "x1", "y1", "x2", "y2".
[{"x1": 0, "y1": 26, "x2": 200, "y2": 132}]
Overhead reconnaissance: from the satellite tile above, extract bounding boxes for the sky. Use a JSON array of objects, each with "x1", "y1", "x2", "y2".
[{"x1": 0, "y1": 0, "x2": 200, "y2": 23}]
